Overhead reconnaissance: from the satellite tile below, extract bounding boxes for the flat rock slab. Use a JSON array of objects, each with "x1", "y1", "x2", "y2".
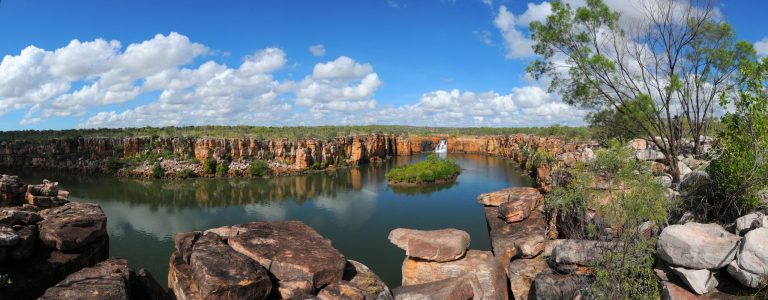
[
  {"x1": 39, "y1": 258, "x2": 130, "y2": 300},
  {"x1": 477, "y1": 187, "x2": 542, "y2": 207},
  {"x1": 388, "y1": 228, "x2": 470, "y2": 262},
  {"x1": 657, "y1": 222, "x2": 741, "y2": 269},
  {"x1": 227, "y1": 221, "x2": 346, "y2": 298},
  {"x1": 39, "y1": 202, "x2": 107, "y2": 251},
  {"x1": 0, "y1": 206, "x2": 42, "y2": 226},
  {"x1": 401, "y1": 250, "x2": 507, "y2": 300},
  {"x1": 393, "y1": 275, "x2": 480, "y2": 300},
  {"x1": 485, "y1": 206, "x2": 546, "y2": 264},
  {"x1": 507, "y1": 258, "x2": 552, "y2": 300}
]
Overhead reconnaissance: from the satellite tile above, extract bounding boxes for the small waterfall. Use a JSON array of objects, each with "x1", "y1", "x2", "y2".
[{"x1": 435, "y1": 140, "x2": 448, "y2": 153}]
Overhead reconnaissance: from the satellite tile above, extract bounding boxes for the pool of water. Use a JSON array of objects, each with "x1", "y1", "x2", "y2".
[{"x1": 3, "y1": 153, "x2": 532, "y2": 288}]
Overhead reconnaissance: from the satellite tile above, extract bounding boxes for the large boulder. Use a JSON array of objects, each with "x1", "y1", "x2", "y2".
[
  {"x1": 735, "y1": 212, "x2": 767, "y2": 235},
  {"x1": 657, "y1": 223, "x2": 740, "y2": 269},
  {"x1": 0, "y1": 236, "x2": 109, "y2": 299},
  {"x1": 341, "y1": 260, "x2": 393, "y2": 300},
  {"x1": 554, "y1": 239, "x2": 616, "y2": 266},
  {"x1": 392, "y1": 275, "x2": 480, "y2": 300},
  {"x1": 636, "y1": 149, "x2": 665, "y2": 161},
  {"x1": 629, "y1": 139, "x2": 648, "y2": 151},
  {"x1": 485, "y1": 206, "x2": 546, "y2": 263},
  {"x1": 317, "y1": 281, "x2": 366, "y2": 300},
  {"x1": 25, "y1": 180, "x2": 68, "y2": 208},
  {"x1": 0, "y1": 206, "x2": 42, "y2": 226},
  {"x1": 189, "y1": 233, "x2": 273, "y2": 299},
  {"x1": 477, "y1": 187, "x2": 542, "y2": 207},
  {"x1": 678, "y1": 170, "x2": 710, "y2": 195},
  {"x1": 0, "y1": 175, "x2": 25, "y2": 206},
  {"x1": 669, "y1": 266, "x2": 718, "y2": 295},
  {"x1": 388, "y1": 228, "x2": 470, "y2": 262},
  {"x1": 533, "y1": 274, "x2": 590, "y2": 300},
  {"x1": 38, "y1": 202, "x2": 107, "y2": 251},
  {"x1": 507, "y1": 258, "x2": 552, "y2": 300},
  {"x1": 726, "y1": 227, "x2": 768, "y2": 288},
  {"x1": 227, "y1": 221, "x2": 347, "y2": 298},
  {"x1": 401, "y1": 250, "x2": 507, "y2": 300},
  {"x1": 497, "y1": 195, "x2": 538, "y2": 223},
  {"x1": 8, "y1": 225, "x2": 36, "y2": 260},
  {"x1": 39, "y1": 258, "x2": 130, "y2": 300}
]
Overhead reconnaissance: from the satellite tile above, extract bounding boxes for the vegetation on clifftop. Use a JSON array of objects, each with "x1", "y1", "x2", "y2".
[
  {"x1": 385, "y1": 155, "x2": 461, "y2": 185},
  {"x1": 0, "y1": 125, "x2": 593, "y2": 141}
]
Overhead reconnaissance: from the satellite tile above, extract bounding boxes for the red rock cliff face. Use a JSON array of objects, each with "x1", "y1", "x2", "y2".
[{"x1": 0, "y1": 134, "x2": 595, "y2": 191}]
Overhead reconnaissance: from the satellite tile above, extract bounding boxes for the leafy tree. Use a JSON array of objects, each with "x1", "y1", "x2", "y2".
[
  {"x1": 528, "y1": 0, "x2": 751, "y2": 182},
  {"x1": 216, "y1": 162, "x2": 229, "y2": 177},
  {"x1": 202, "y1": 158, "x2": 217, "y2": 174},
  {"x1": 151, "y1": 163, "x2": 164, "y2": 179},
  {"x1": 705, "y1": 57, "x2": 768, "y2": 222},
  {"x1": 248, "y1": 160, "x2": 271, "y2": 177}
]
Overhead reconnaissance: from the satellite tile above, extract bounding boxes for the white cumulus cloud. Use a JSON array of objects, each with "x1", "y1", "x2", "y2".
[{"x1": 308, "y1": 44, "x2": 326, "y2": 57}]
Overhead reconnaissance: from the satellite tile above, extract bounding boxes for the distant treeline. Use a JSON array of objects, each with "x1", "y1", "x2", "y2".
[{"x1": 0, "y1": 125, "x2": 593, "y2": 141}]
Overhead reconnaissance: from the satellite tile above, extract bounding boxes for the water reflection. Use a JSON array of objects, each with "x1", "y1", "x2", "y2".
[{"x1": 1, "y1": 153, "x2": 532, "y2": 288}]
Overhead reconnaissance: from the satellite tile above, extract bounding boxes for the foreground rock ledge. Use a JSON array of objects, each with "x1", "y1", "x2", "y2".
[{"x1": 169, "y1": 220, "x2": 391, "y2": 299}]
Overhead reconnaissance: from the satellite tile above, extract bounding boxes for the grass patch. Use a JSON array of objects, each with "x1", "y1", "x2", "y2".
[{"x1": 385, "y1": 154, "x2": 461, "y2": 185}]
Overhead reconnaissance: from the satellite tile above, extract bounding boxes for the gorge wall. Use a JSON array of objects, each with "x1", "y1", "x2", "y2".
[{"x1": 0, "y1": 134, "x2": 596, "y2": 189}]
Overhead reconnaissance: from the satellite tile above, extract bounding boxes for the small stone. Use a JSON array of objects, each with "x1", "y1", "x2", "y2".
[{"x1": 0, "y1": 225, "x2": 20, "y2": 246}]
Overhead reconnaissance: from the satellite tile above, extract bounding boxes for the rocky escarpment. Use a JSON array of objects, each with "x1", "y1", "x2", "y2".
[
  {"x1": 0, "y1": 134, "x2": 592, "y2": 182},
  {"x1": 0, "y1": 175, "x2": 110, "y2": 299}
]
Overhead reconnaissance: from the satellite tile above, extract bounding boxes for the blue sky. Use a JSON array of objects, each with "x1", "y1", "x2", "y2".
[{"x1": 0, "y1": 0, "x2": 766, "y2": 130}]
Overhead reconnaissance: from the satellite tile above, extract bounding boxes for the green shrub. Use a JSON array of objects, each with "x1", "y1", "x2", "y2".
[
  {"x1": 202, "y1": 158, "x2": 217, "y2": 174},
  {"x1": 177, "y1": 168, "x2": 196, "y2": 179},
  {"x1": 248, "y1": 160, "x2": 271, "y2": 177},
  {"x1": 215, "y1": 163, "x2": 229, "y2": 176},
  {"x1": 151, "y1": 163, "x2": 164, "y2": 179},
  {"x1": 104, "y1": 157, "x2": 123, "y2": 173},
  {"x1": 546, "y1": 145, "x2": 668, "y2": 299},
  {"x1": 385, "y1": 154, "x2": 461, "y2": 184}
]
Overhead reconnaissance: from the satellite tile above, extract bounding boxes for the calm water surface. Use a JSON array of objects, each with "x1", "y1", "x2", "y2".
[{"x1": 4, "y1": 153, "x2": 532, "y2": 287}]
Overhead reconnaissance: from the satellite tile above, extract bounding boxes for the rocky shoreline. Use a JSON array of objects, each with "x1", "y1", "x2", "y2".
[{"x1": 0, "y1": 133, "x2": 766, "y2": 299}]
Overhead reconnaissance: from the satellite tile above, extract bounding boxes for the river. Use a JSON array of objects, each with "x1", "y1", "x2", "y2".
[{"x1": 4, "y1": 153, "x2": 532, "y2": 287}]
